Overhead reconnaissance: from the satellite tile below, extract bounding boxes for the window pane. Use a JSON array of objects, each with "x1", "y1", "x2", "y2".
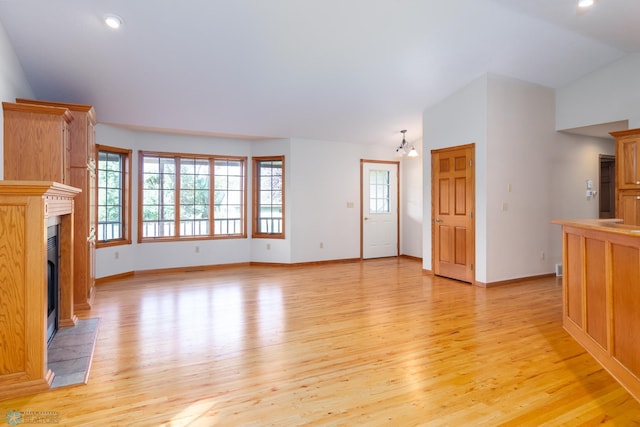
[
  {"x1": 179, "y1": 157, "x2": 210, "y2": 237},
  {"x1": 369, "y1": 169, "x2": 390, "y2": 214},
  {"x1": 227, "y1": 190, "x2": 241, "y2": 205},
  {"x1": 142, "y1": 156, "x2": 176, "y2": 238},
  {"x1": 213, "y1": 159, "x2": 245, "y2": 236},
  {"x1": 140, "y1": 153, "x2": 246, "y2": 240},
  {"x1": 260, "y1": 190, "x2": 272, "y2": 205},
  {"x1": 98, "y1": 150, "x2": 125, "y2": 241},
  {"x1": 254, "y1": 158, "x2": 284, "y2": 236},
  {"x1": 228, "y1": 176, "x2": 242, "y2": 190}
]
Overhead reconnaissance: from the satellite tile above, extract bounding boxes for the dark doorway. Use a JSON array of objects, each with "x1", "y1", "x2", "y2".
[
  {"x1": 599, "y1": 155, "x2": 616, "y2": 219},
  {"x1": 47, "y1": 225, "x2": 59, "y2": 344}
]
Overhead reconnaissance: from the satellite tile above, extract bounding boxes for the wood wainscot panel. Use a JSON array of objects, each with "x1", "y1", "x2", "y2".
[
  {"x1": 0, "y1": 204, "x2": 27, "y2": 374},
  {"x1": 565, "y1": 232, "x2": 583, "y2": 327},
  {"x1": 611, "y1": 242, "x2": 640, "y2": 378},
  {"x1": 585, "y1": 237, "x2": 607, "y2": 349}
]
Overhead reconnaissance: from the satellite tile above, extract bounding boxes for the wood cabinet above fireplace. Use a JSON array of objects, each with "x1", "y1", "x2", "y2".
[{"x1": 2, "y1": 102, "x2": 73, "y2": 184}]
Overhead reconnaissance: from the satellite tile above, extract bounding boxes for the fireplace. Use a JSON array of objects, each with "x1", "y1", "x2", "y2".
[
  {"x1": 0, "y1": 181, "x2": 80, "y2": 400},
  {"x1": 47, "y1": 224, "x2": 59, "y2": 344}
]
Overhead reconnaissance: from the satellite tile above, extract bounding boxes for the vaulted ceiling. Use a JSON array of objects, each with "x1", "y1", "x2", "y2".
[{"x1": 1, "y1": 0, "x2": 638, "y2": 146}]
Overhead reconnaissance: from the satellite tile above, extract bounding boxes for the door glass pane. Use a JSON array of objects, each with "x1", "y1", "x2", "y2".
[{"x1": 369, "y1": 170, "x2": 390, "y2": 214}]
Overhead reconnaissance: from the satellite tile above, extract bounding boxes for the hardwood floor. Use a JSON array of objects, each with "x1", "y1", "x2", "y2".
[{"x1": 3, "y1": 258, "x2": 640, "y2": 426}]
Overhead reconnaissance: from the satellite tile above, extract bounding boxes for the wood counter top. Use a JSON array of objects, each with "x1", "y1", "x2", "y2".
[{"x1": 552, "y1": 218, "x2": 640, "y2": 237}]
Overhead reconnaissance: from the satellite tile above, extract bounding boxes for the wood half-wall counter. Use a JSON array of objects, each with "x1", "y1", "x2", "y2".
[{"x1": 553, "y1": 218, "x2": 640, "y2": 403}]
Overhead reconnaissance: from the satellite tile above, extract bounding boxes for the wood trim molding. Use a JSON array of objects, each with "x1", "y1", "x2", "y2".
[
  {"x1": 251, "y1": 258, "x2": 361, "y2": 268},
  {"x1": 476, "y1": 273, "x2": 557, "y2": 288},
  {"x1": 473, "y1": 273, "x2": 561, "y2": 288},
  {"x1": 96, "y1": 258, "x2": 375, "y2": 284},
  {"x1": 95, "y1": 271, "x2": 135, "y2": 285}
]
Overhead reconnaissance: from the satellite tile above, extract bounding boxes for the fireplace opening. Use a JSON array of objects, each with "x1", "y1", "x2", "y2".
[{"x1": 47, "y1": 225, "x2": 59, "y2": 345}]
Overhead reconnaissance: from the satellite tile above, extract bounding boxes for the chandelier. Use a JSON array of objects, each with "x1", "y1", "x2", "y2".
[{"x1": 395, "y1": 130, "x2": 418, "y2": 157}]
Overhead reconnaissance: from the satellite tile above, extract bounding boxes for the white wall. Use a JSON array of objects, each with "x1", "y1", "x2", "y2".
[
  {"x1": 556, "y1": 53, "x2": 640, "y2": 130},
  {"x1": 485, "y1": 75, "x2": 557, "y2": 282},
  {"x1": 95, "y1": 126, "x2": 418, "y2": 277},
  {"x1": 423, "y1": 73, "x2": 618, "y2": 284},
  {"x1": 287, "y1": 138, "x2": 398, "y2": 263},
  {"x1": 548, "y1": 133, "x2": 615, "y2": 265},
  {"x1": 422, "y1": 75, "x2": 489, "y2": 280},
  {"x1": 400, "y1": 137, "x2": 422, "y2": 258},
  {"x1": 95, "y1": 125, "x2": 255, "y2": 278},
  {"x1": 0, "y1": 20, "x2": 34, "y2": 178}
]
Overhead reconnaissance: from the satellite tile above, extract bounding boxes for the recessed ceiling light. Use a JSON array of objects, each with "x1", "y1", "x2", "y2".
[
  {"x1": 578, "y1": 0, "x2": 594, "y2": 8},
  {"x1": 104, "y1": 14, "x2": 123, "y2": 29}
]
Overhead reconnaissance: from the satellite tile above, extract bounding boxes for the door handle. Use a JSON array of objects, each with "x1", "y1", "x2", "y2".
[
  {"x1": 434, "y1": 218, "x2": 442, "y2": 223},
  {"x1": 364, "y1": 217, "x2": 369, "y2": 221}
]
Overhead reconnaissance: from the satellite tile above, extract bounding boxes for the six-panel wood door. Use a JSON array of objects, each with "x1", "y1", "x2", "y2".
[{"x1": 431, "y1": 144, "x2": 475, "y2": 283}]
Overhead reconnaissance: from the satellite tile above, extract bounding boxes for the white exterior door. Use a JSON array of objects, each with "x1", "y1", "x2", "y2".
[{"x1": 362, "y1": 161, "x2": 399, "y2": 259}]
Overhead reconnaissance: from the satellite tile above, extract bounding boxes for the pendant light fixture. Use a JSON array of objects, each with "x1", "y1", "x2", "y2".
[{"x1": 396, "y1": 130, "x2": 418, "y2": 158}]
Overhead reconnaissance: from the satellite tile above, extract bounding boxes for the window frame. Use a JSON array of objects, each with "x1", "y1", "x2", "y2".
[
  {"x1": 252, "y1": 155, "x2": 285, "y2": 239},
  {"x1": 138, "y1": 150, "x2": 248, "y2": 243},
  {"x1": 96, "y1": 144, "x2": 132, "y2": 248}
]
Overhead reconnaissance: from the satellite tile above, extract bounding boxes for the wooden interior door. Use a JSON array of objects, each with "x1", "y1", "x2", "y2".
[{"x1": 431, "y1": 144, "x2": 475, "y2": 283}]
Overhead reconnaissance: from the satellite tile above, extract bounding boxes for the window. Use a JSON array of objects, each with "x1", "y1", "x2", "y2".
[
  {"x1": 180, "y1": 158, "x2": 210, "y2": 236},
  {"x1": 96, "y1": 145, "x2": 131, "y2": 246},
  {"x1": 369, "y1": 170, "x2": 390, "y2": 213},
  {"x1": 253, "y1": 156, "x2": 284, "y2": 238},
  {"x1": 141, "y1": 155, "x2": 177, "y2": 238},
  {"x1": 139, "y1": 151, "x2": 246, "y2": 242},
  {"x1": 214, "y1": 159, "x2": 245, "y2": 235}
]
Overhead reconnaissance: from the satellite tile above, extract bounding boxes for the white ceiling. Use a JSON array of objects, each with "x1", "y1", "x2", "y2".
[{"x1": 1, "y1": 0, "x2": 638, "y2": 146}]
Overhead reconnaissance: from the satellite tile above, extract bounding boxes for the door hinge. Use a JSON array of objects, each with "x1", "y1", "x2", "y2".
[
  {"x1": 470, "y1": 263, "x2": 474, "y2": 271},
  {"x1": 469, "y1": 159, "x2": 473, "y2": 167},
  {"x1": 470, "y1": 211, "x2": 473, "y2": 219}
]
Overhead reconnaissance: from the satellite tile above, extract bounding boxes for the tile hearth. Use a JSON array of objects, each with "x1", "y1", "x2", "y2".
[{"x1": 47, "y1": 318, "x2": 100, "y2": 389}]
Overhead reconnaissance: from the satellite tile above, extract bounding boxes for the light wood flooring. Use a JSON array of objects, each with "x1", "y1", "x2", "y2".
[{"x1": 3, "y1": 257, "x2": 640, "y2": 426}]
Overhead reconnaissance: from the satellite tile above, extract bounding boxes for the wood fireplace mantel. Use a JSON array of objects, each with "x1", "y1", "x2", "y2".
[{"x1": 0, "y1": 180, "x2": 80, "y2": 401}]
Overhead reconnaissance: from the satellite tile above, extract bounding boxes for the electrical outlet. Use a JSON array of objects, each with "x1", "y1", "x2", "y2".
[
  {"x1": 320, "y1": 242, "x2": 324, "y2": 249},
  {"x1": 266, "y1": 243, "x2": 271, "y2": 250},
  {"x1": 540, "y1": 251, "x2": 545, "y2": 260},
  {"x1": 114, "y1": 251, "x2": 119, "y2": 260},
  {"x1": 195, "y1": 246, "x2": 200, "y2": 253}
]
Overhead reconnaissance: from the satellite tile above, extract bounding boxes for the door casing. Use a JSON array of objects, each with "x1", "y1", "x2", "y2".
[{"x1": 431, "y1": 144, "x2": 475, "y2": 283}]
